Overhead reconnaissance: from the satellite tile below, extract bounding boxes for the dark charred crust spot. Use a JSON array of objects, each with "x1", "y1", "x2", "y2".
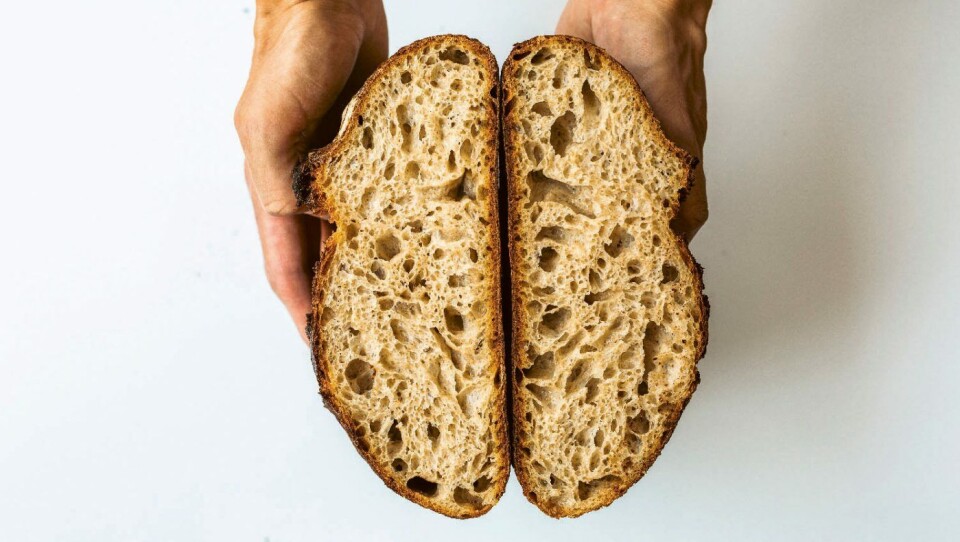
[{"x1": 292, "y1": 158, "x2": 316, "y2": 207}]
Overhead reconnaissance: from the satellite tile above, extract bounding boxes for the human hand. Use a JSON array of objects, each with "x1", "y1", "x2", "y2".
[
  {"x1": 235, "y1": 0, "x2": 387, "y2": 342},
  {"x1": 557, "y1": 0, "x2": 711, "y2": 240}
]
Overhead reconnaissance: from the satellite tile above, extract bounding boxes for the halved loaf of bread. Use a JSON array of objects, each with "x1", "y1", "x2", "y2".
[
  {"x1": 294, "y1": 35, "x2": 509, "y2": 518},
  {"x1": 502, "y1": 36, "x2": 709, "y2": 517}
]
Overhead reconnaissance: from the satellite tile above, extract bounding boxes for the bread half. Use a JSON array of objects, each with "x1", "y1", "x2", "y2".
[
  {"x1": 294, "y1": 35, "x2": 509, "y2": 518},
  {"x1": 502, "y1": 36, "x2": 709, "y2": 517}
]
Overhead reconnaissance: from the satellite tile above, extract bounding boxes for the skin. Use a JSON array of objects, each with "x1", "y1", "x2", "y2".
[{"x1": 235, "y1": 0, "x2": 710, "y2": 343}]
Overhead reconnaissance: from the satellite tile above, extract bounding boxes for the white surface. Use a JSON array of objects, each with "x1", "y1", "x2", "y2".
[{"x1": 1, "y1": 0, "x2": 958, "y2": 540}]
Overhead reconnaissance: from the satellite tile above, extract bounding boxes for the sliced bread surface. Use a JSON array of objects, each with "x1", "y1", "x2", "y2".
[
  {"x1": 295, "y1": 35, "x2": 509, "y2": 518},
  {"x1": 502, "y1": 35, "x2": 708, "y2": 518}
]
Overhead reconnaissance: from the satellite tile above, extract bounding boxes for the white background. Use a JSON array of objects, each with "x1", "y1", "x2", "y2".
[{"x1": 1, "y1": 0, "x2": 958, "y2": 540}]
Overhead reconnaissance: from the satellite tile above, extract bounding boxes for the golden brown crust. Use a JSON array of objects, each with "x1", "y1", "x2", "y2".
[
  {"x1": 301, "y1": 35, "x2": 509, "y2": 519},
  {"x1": 502, "y1": 35, "x2": 709, "y2": 518}
]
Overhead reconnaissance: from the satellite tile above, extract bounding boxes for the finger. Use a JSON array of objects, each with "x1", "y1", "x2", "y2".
[
  {"x1": 246, "y1": 162, "x2": 314, "y2": 343},
  {"x1": 556, "y1": 0, "x2": 595, "y2": 41}
]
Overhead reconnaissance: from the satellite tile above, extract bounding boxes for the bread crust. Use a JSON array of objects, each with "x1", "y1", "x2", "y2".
[
  {"x1": 501, "y1": 35, "x2": 709, "y2": 518},
  {"x1": 299, "y1": 35, "x2": 509, "y2": 519}
]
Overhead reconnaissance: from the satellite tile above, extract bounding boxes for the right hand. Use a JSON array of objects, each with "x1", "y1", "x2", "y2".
[
  {"x1": 235, "y1": 0, "x2": 387, "y2": 342},
  {"x1": 557, "y1": 0, "x2": 711, "y2": 241}
]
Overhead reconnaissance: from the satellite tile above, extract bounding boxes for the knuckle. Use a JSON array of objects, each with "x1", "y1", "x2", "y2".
[{"x1": 262, "y1": 196, "x2": 297, "y2": 216}]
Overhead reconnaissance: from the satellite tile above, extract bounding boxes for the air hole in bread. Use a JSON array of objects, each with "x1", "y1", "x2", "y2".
[
  {"x1": 549, "y1": 111, "x2": 577, "y2": 156},
  {"x1": 396, "y1": 105, "x2": 412, "y2": 151},
  {"x1": 628, "y1": 409, "x2": 650, "y2": 435},
  {"x1": 448, "y1": 274, "x2": 466, "y2": 287},
  {"x1": 450, "y1": 79, "x2": 463, "y2": 91},
  {"x1": 406, "y1": 476, "x2": 438, "y2": 497},
  {"x1": 587, "y1": 269, "x2": 602, "y2": 290},
  {"x1": 460, "y1": 139, "x2": 473, "y2": 162},
  {"x1": 404, "y1": 161, "x2": 420, "y2": 180},
  {"x1": 536, "y1": 226, "x2": 566, "y2": 244},
  {"x1": 604, "y1": 225, "x2": 634, "y2": 257},
  {"x1": 386, "y1": 419, "x2": 403, "y2": 454},
  {"x1": 469, "y1": 248, "x2": 479, "y2": 262},
  {"x1": 417, "y1": 124, "x2": 426, "y2": 141},
  {"x1": 533, "y1": 285, "x2": 556, "y2": 296},
  {"x1": 526, "y1": 170, "x2": 595, "y2": 218},
  {"x1": 390, "y1": 319, "x2": 409, "y2": 343},
  {"x1": 391, "y1": 458, "x2": 407, "y2": 472},
  {"x1": 446, "y1": 169, "x2": 477, "y2": 201},
  {"x1": 661, "y1": 263, "x2": 679, "y2": 284},
  {"x1": 370, "y1": 261, "x2": 386, "y2": 280},
  {"x1": 427, "y1": 423, "x2": 440, "y2": 442},
  {"x1": 523, "y1": 352, "x2": 555, "y2": 380},
  {"x1": 581, "y1": 80, "x2": 600, "y2": 128},
  {"x1": 383, "y1": 161, "x2": 396, "y2": 180},
  {"x1": 525, "y1": 383, "x2": 552, "y2": 406},
  {"x1": 552, "y1": 61, "x2": 568, "y2": 89},
  {"x1": 400, "y1": 71, "x2": 412, "y2": 84},
  {"x1": 584, "y1": 378, "x2": 601, "y2": 403},
  {"x1": 531, "y1": 101, "x2": 552, "y2": 116},
  {"x1": 583, "y1": 48, "x2": 601, "y2": 70},
  {"x1": 588, "y1": 450, "x2": 600, "y2": 470},
  {"x1": 444, "y1": 307, "x2": 465, "y2": 334},
  {"x1": 538, "y1": 246, "x2": 559, "y2": 271},
  {"x1": 473, "y1": 475, "x2": 491, "y2": 492},
  {"x1": 439, "y1": 47, "x2": 469, "y2": 65},
  {"x1": 565, "y1": 360, "x2": 592, "y2": 394},
  {"x1": 446, "y1": 150, "x2": 457, "y2": 171},
  {"x1": 361, "y1": 126, "x2": 374, "y2": 149},
  {"x1": 512, "y1": 50, "x2": 531, "y2": 61},
  {"x1": 453, "y1": 487, "x2": 484, "y2": 509},
  {"x1": 652, "y1": 234, "x2": 662, "y2": 247},
  {"x1": 375, "y1": 233, "x2": 401, "y2": 260},
  {"x1": 637, "y1": 380, "x2": 649, "y2": 395},
  {"x1": 583, "y1": 289, "x2": 611, "y2": 305},
  {"x1": 540, "y1": 306, "x2": 570, "y2": 337},
  {"x1": 345, "y1": 359, "x2": 375, "y2": 394},
  {"x1": 525, "y1": 143, "x2": 544, "y2": 164},
  {"x1": 618, "y1": 345, "x2": 637, "y2": 370},
  {"x1": 530, "y1": 48, "x2": 554, "y2": 65},
  {"x1": 642, "y1": 321, "x2": 666, "y2": 369}
]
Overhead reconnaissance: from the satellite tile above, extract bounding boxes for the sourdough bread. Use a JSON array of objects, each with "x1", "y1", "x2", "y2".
[
  {"x1": 502, "y1": 35, "x2": 709, "y2": 518},
  {"x1": 294, "y1": 35, "x2": 509, "y2": 518}
]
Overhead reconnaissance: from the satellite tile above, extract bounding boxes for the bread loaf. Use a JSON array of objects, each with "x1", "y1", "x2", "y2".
[
  {"x1": 294, "y1": 35, "x2": 509, "y2": 518},
  {"x1": 501, "y1": 35, "x2": 709, "y2": 518}
]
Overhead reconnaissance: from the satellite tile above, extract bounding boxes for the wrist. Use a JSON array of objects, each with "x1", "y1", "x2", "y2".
[{"x1": 255, "y1": 0, "x2": 365, "y2": 19}]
